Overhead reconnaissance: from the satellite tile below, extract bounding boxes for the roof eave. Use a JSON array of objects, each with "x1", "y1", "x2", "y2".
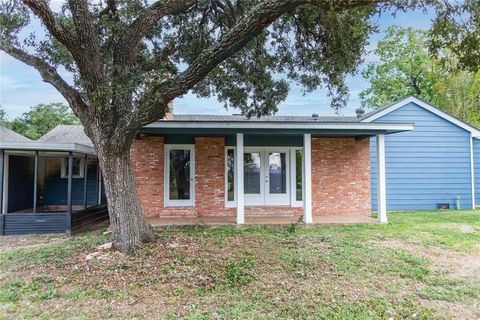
[
  {"x1": 360, "y1": 96, "x2": 480, "y2": 137},
  {"x1": 142, "y1": 121, "x2": 414, "y2": 135},
  {"x1": 0, "y1": 141, "x2": 96, "y2": 155}
]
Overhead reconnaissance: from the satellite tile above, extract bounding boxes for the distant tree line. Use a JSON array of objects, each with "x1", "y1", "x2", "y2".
[
  {"x1": 0, "y1": 103, "x2": 80, "y2": 140},
  {"x1": 360, "y1": 26, "x2": 480, "y2": 128}
]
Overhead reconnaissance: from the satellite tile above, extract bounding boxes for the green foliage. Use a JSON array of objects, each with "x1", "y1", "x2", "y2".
[
  {"x1": 0, "y1": 105, "x2": 8, "y2": 127},
  {"x1": 225, "y1": 251, "x2": 256, "y2": 287},
  {"x1": 286, "y1": 215, "x2": 303, "y2": 234},
  {"x1": 7, "y1": 103, "x2": 80, "y2": 140},
  {"x1": 361, "y1": 26, "x2": 480, "y2": 128},
  {"x1": 429, "y1": 0, "x2": 480, "y2": 72},
  {"x1": 0, "y1": 0, "x2": 383, "y2": 116}
]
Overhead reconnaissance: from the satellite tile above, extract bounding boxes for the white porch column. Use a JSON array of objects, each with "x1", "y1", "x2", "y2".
[
  {"x1": 303, "y1": 134, "x2": 312, "y2": 224},
  {"x1": 470, "y1": 135, "x2": 476, "y2": 209},
  {"x1": 236, "y1": 133, "x2": 245, "y2": 224},
  {"x1": 376, "y1": 134, "x2": 387, "y2": 223}
]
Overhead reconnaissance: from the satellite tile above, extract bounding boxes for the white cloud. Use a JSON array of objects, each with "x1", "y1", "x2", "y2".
[{"x1": 0, "y1": 75, "x2": 28, "y2": 90}]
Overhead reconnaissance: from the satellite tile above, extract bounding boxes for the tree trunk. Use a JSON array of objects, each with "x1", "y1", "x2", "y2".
[{"x1": 96, "y1": 144, "x2": 156, "y2": 253}]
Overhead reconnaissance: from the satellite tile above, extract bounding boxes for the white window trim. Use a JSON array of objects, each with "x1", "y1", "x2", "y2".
[
  {"x1": 225, "y1": 147, "x2": 237, "y2": 208},
  {"x1": 290, "y1": 147, "x2": 304, "y2": 207},
  {"x1": 226, "y1": 146, "x2": 304, "y2": 208},
  {"x1": 164, "y1": 144, "x2": 195, "y2": 207},
  {"x1": 61, "y1": 157, "x2": 85, "y2": 179}
]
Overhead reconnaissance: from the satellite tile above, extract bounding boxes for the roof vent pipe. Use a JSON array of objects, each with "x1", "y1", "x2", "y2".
[
  {"x1": 356, "y1": 108, "x2": 365, "y2": 119},
  {"x1": 164, "y1": 101, "x2": 174, "y2": 120}
]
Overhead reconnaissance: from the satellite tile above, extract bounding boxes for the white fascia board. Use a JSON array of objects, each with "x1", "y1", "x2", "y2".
[
  {"x1": 144, "y1": 121, "x2": 414, "y2": 132},
  {"x1": 361, "y1": 96, "x2": 480, "y2": 137},
  {"x1": 0, "y1": 142, "x2": 96, "y2": 155}
]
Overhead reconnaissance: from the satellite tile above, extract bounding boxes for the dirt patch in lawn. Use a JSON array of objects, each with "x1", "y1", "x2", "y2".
[
  {"x1": 377, "y1": 239, "x2": 480, "y2": 280},
  {"x1": 423, "y1": 300, "x2": 480, "y2": 320},
  {"x1": 0, "y1": 234, "x2": 69, "y2": 254}
]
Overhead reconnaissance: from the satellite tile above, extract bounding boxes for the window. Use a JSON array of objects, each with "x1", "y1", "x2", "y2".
[
  {"x1": 295, "y1": 150, "x2": 303, "y2": 201},
  {"x1": 61, "y1": 157, "x2": 84, "y2": 178},
  {"x1": 244, "y1": 152, "x2": 261, "y2": 194},
  {"x1": 165, "y1": 145, "x2": 195, "y2": 206},
  {"x1": 226, "y1": 148, "x2": 235, "y2": 202}
]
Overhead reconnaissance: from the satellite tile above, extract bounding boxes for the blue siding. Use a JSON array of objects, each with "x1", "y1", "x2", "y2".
[
  {"x1": 3, "y1": 213, "x2": 67, "y2": 235},
  {"x1": 371, "y1": 102, "x2": 473, "y2": 211},
  {"x1": 475, "y1": 138, "x2": 480, "y2": 207},
  {"x1": 44, "y1": 158, "x2": 98, "y2": 207}
]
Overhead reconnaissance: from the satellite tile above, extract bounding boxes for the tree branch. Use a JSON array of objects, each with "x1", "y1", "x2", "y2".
[
  {"x1": 0, "y1": 42, "x2": 88, "y2": 119},
  {"x1": 133, "y1": 0, "x2": 384, "y2": 126},
  {"x1": 114, "y1": 0, "x2": 197, "y2": 66},
  {"x1": 142, "y1": 42, "x2": 177, "y2": 72},
  {"x1": 23, "y1": 0, "x2": 106, "y2": 98},
  {"x1": 67, "y1": 0, "x2": 105, "y2": 88},
  {"x1": 23, "y1": 0, "x2": 76, "y2": 50}
]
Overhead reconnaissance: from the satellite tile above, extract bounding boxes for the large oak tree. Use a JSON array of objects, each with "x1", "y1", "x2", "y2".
[{"x1": 0, "y1": 0, "x2": 475, "y2": 252}]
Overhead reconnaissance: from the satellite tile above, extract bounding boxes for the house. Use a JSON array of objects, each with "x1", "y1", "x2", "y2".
[
  {"x1": 130, "y1": 113, "x2": 412, "y2": 225},
  {"x1": 0, "y1": 125, "x2": 107, "y2": 235},
  {"x1": 3, "y1": 96, "x2": 479, "y2": 235},
  {"x1": 361, "y1": 96, "x2": 480, "y2": 211}
]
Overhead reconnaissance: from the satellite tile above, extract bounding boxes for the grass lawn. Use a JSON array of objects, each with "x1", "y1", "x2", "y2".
[{"x1": 1, "y1": 210, "x2": 479, "y2": 319}]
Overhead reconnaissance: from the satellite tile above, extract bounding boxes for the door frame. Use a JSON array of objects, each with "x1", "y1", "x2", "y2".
[
  {"x1": 243, "y1": 147, "x2": 265, "y2": 206},
  {"x1": 243, "y1": 147, "x2": 291, "y2": 206},
  {"x1": 164, "y1": 144, "x2": 195, "y2": 207},
  {"x1": 264, "y1": 147, "x2": 290, "y2": 205}
]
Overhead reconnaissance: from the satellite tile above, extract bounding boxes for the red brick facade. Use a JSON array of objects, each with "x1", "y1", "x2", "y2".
[
  {"x1": 131, "y1": 136, "x2": 371, "y2": 219},
  {"x1": 311, "y1": 138, "x2": 371, "y2": 216}
]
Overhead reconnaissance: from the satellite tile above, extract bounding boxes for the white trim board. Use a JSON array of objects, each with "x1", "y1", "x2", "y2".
[
  {"x1": 361, "y1": 96, "x2": 480, "y2": 138},
  {"x1": 0, "y1": 141, "x2": 96, "y2": 155},
  {"x1": 144, "y1": 121, "x2": 414, "y2": 132},
  {"x1": 164, "y1": 144, "x2": 195, "y2": 207},
  {"x1": 470, "y1": 135, "x2": 476, "y2": 209}
]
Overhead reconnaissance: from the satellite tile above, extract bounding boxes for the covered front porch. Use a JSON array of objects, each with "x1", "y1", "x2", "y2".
[{"x1": 133, "y1": 117, "x2": 414, "y2": 224}]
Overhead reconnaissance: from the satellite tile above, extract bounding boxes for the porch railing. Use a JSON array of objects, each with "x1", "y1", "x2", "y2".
[{"x1": 0, "y1": 204, "x2": 109, "y2": 236}]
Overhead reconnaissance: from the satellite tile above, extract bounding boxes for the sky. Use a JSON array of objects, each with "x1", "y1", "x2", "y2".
[{"x1": 0, "y1": 4, "x2": 433, "y2": 120}]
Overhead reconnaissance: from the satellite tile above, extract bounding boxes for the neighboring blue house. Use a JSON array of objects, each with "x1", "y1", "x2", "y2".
[
  {"x1": 0, "y1": 125, "x2": 108, "y2": 235},
  {"x1": 363, "y1": 96, "x2": 480, "y2": 211}
]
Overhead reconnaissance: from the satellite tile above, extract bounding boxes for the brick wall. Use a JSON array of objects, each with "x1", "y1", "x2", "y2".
[
  {"x1": 131, "y1": 135, "x2": 371, "y2": 218},
  {"x1": 311, "y1": 138, "x2": 371, "y2": 216},
  {"x1": 195, "y1": 137, "x2": 230, "y2": 216},
  {"x1": 130, "y1": 135, "x2": 165, "y2": 217}
]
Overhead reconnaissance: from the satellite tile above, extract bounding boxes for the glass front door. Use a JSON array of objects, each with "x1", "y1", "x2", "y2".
[
  {"x1": 244, "y1": 148, "x2": 290, "y2": 206},
  {"x1": 265, "y1": 151, "x2": 289, "y2": 205},
  {"x1": 165, "y1": 145, "x2": 195, "y2": 206}
]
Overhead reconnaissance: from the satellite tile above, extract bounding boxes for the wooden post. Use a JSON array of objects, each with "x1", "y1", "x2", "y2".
[
  {"x1": 470, "y1": 135, "x2": 476, "y2": 209},
  {"x1": 0, "y1": 149, "x2": 4, "y2": 215},
  {"x1": 376, "y1": 134, "x2": 387, "y2": 223},
  {"x1": 236, "y1": 133, "x2": 244, "y2": 224},
  {"x1": 83, "y1": 154, "x2": 88, "y2": 208},
  {"x1": 303, "y1": 134, "x2": 312, "y2": 224},
  {"x1": 66, "y1": 152, "x2": 73, "y2": 234},
  {"x1": 33, "y1": 151, "x2": 39, "y2": 213}
]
